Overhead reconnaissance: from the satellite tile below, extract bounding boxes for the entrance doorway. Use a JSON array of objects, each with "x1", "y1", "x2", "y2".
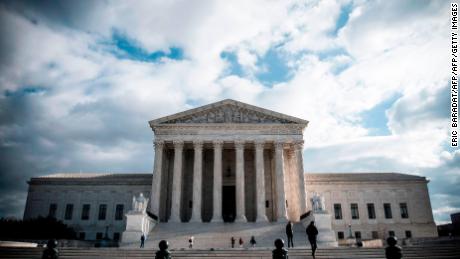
[{"x1": 222, "y1": 186, "x2": 236, "y2": 222}]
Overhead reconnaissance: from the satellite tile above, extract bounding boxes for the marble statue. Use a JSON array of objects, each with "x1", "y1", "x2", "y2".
[
  {"x1": 132, "y1": 193, "x2": 149, "y2": 213},
  {"x1": 310, "y1": 192, "x2": 325, "y2": 212}
]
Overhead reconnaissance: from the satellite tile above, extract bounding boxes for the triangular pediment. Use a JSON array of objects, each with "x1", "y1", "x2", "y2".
[{"x1": 149, "y1": 99, "x2": 308, "y2": 126}]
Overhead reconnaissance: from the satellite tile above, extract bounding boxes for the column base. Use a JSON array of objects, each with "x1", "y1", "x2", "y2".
[
  {"x1": 256, "y1": 215, "x2": 269, "y2": 222},
  {"x1": 235, "y1": 215, "x2": 247, "y2": 222},
  {"x1": 276, "y1": 216, "x2": 288, "y2": 223},
  {"x1": 210, "y1": 216, "x2": 223, "y2": 223},
  {"x1": 189, "y1": 217, "x2": 202, "y2": 223}
]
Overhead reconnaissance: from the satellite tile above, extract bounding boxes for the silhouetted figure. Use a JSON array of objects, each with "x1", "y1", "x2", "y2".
[
  {"x1": 250, "y1": 236, "x2": 256, "y2": 247},
  {"x1": 272, "y1": 238, "x2": 288, "y2": 259},
  {"x1": 286, "y1": 221, "x2": 294, "y2": 248},
  {"x1": 385, "y1": 236, "x2": 403, "y2": 259},
  {"x1": 239, "y1": 237, "x2": 244, "y2": 248},
  {"x1": 231, "y1": 237, "x2": 235, "y2": 248},
  {"x1": 42, "y1": 239, "x2": 59, "y2": 259},
  {"x1": 306, "y1": 221, "x2": 318, "y2": 259},
  {"x1": 140, "y1": 233, "x2": 145, "y2": 248},
  {"x1": 189, "y1": 236, "x2": 194, "y2": 249},
  {"x1": 155, "y1": 240, "x2": 171, "y2": 259}
]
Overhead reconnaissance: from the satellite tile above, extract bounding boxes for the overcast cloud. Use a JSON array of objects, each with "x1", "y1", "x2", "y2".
[{"x1": 0, "y1": 0, "x2": 457, "y2": 224}]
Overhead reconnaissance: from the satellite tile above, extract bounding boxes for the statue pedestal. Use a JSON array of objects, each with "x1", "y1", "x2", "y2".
[
  {"x1": 301, "y1": 211, "x2": 338, "y2": 247},
  {"x1": 121, "y1": 211, "x2": 156, "y2": 243}
]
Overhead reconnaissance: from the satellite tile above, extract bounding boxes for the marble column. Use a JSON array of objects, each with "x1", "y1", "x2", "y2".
[
  {"x1": 255, "y1": 141, "x2": 268, "y2": 222},
  {"x1": 211, "y1": 141, "x2": 223, "y2": 222},
  {"x1": 169, "y1": 141, "x2": 184, "y2": 222},
  {"x1": 190, "y1": 141, "x2": 203, "y2": 222},
  {"x1": 275, "y1": 141, "x2": 288, "y2": 222},
  {"x1": 150, "y1": 140, "x2": 164, "y2": 218},
  {"x1": 294, "y1": 141, "x2": 307, "y2": 216},
  {"x1": 235, "y1": 140, "x2": 247, "y2": 222}
]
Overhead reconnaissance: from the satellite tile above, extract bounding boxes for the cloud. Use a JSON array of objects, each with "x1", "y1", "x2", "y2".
[{"x1": 0, "y1": 0, "x2": 454, "y2": 225}]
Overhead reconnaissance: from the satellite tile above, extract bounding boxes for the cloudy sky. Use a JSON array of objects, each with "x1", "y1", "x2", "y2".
[{"x1": 0, "y1": 0, "x2": 457, "y2": 224}]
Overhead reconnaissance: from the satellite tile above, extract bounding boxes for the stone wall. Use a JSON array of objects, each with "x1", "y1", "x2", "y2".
[{"x1": 305, "y1": 174, "x2": 438, "y2": 240}]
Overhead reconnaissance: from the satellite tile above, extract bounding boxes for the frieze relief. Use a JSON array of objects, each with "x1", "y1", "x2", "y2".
[{"x1": 162, "y1": 104, "x2": 294, "y2": 124}]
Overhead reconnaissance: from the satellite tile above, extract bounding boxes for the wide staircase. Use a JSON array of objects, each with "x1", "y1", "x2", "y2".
[
  {"x1": 1, "y1": 244, "x2": 460, "y2": 259},
  {"x1": 124, "y1": 222, "x2": 308, "y2": 249}
]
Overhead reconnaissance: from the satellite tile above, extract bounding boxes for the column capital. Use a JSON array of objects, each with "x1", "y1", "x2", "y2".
[
  {"x1": 213, "y1": 140, "x2": 224, "y2": 149},
  {"x1": 153, "y1": 140, "x2": 165, "y2": 148},
  {"x1": 173, "y1": 140, "x2": 184, "y2": 149},
  {"x1": 234, "y1": 140, "x2": 245, "y2": 149},
  {"x1": 254, "y1": 140, "x2": 266, "y2": 149},
  {"x1": 274, "y1": 140, "x2": 285, "y2": 150},
  {"x1": 293, "y1": 140, "x2": 304, "y2": 150},
  {"x1": 193, "y1": 140, "x2": 204, "y2": 150}
]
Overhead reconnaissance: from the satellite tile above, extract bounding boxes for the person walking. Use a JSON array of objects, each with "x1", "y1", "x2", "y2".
[
  {"x1": 285, "y1": 221, "x2": 294, "y2": 248},
  {"x1": 155, "y1": 240, "x2": 171, "y2": 259},
  {"x1": 250, "y1": 236, "x2": 257, "y2": 247},
  {"x1": 42, "y1": 239, "x2": 59, "y2": 259},
  {"x1": 188, "y1": 236, "x2": 194, "y2": 249},
  {"x1": 385, "y1": 236, "x2": 403, "y2": 259},
  {"x1": 272, "y1": 238, "x2": 288, "y2": 259},
  {"x1": 306, "y1": 221, "x2": 318, "y2": 259},
  {"x1": 140, "y1": 233, "x2": 145, "y2": 248}
]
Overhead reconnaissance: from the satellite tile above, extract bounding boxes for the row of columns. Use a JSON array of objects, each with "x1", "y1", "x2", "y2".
[{"x1": 150, "y1": 140, "x2": 305, "y2": 223}]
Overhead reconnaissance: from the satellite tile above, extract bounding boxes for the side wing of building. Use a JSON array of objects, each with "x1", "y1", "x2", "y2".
[
  {"x1": 306, "y1": 173, "x2": 438, "y2": 241},
  {"x1": 23, "y1": 173, "x2": 152, "y2": 241}
]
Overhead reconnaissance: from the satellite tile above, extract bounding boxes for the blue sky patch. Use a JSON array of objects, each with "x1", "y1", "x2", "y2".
[
  {"x1": 360, "y1": 94, "x2": 402, "y2": 136},
  {"x1": 111, "y1": 32, "x2": 183, "y2": 62},
  {"x1": 220, "y1": 51, "x2": 244, "y2": 77},
  {"x1": 4, "y1": 87, "x2": 47, "y2": 97},
  {"x1": 255, "y1": 48, "x2": 292, "y2": 86},
  {"x1": 332, "y1": 2, "x2": 353, "y2": 36}
]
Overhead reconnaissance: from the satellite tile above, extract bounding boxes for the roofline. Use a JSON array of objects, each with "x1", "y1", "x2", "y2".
[{"x1": 148, "y1": 99, "x2": 309, "y2": 126}]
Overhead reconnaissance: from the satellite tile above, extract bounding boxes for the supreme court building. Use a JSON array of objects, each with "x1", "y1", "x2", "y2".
[{"x1": 23, "y1": 99, "x2": 438, "y2": 244}]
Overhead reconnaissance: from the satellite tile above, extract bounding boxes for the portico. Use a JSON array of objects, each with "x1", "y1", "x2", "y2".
[{"x1": 149, "y1": 99, "x2": 309, "y2": 223}]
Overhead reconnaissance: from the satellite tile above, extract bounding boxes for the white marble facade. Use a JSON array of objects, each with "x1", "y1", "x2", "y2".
[
  {"x1": 23, "y1": 99, "x2": 438, "y2": 241},
  {"x1": 149, "y1": 99, "x2": 309, "y2": 223}
]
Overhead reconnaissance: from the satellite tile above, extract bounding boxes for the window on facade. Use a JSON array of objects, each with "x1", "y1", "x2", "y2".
[
  {"x1": 334, "y1": 204, "x2": 342, "y2": 220},
  {"x1": 400, "y1": 203, "x2": 409, "y2": 219},
  {"x1": 367, "y1": 203, "x2": 376, "y2": 219},
  {"x1": 371, "y1": 231, "x2": 379, "y2": 239},
  {"x1": 337, "y1": 232, "x2": 345, "y2": 239},
  {"x1": 81, "y1": 204, "x2": 90, "y2": 220},
  {"x1": 79, "y1": 232, "x2": 86, "y2": 240},
  {"x1": 113, "y1": 232, "x2": 120, "y2": 241},
  {"x1": 389, "y1": 231, "x2": 395, "y2": 237},
  {"x1": 351, "y1": 203, "x2": 359, "y2": 219},
  {"x1": 98, "y1": 204, "x2": 107, "y2": 220},
  {"x1": 405, "y1": 230, "x2": 412, "y2": 238},
  {"x1": 64, "y1": 204, "x2": 73, "y2": 220},
  {"x1": 48, "y1": 203, "x2": 57, "y2": 218},
  {"x1": 96, "y1": 232, "x2": 103, "y2": 240},
  {"x1": 384, "y1": 203, "x2": 393, "y2": 219},
  {"x1": 355, "y1": 231, "x2": 362, "y2": 239},
  {"x1": 115, "y1": 204, "x2": 124, "y2": 220}
]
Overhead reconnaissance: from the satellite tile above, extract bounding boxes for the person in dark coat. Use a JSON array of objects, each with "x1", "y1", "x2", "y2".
[
  {"x1": 42, "y1": 239, "x2": 59, "y2": 259},
  {"x1": 285, "y1": 221, "x2": 294, "y2": 248},
  {"x1": 306, "y1": 221, "x2": 318, "y2": 259},
  {"x1": 155, "y1": 240, "x2": 171, "y2": 259},
  {"x1": 140, "y1": 233, "x2": 145, "y2": 248},
  {"x1": 250, "y1": 236, "x2": 257, "y2": 247},
  {"x1": 385, "y1": 236, "x2": 403, "y2": 259},
  {"x1": 272, "y1": 238, "x2": 288, "y2": 259}
]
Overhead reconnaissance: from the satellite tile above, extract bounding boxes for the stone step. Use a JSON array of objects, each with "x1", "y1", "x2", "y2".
[
  {"x1": 1, "y1": 245, "x2": 459, "y2": 259},
  {"x1": 128, "y1": 222, "x2": 318, "y2": 249}
]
